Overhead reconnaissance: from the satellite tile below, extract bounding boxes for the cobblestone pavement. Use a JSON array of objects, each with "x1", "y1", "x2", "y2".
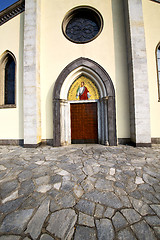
[{"x1": 0, "y1": 144, "x2": 160, "y2": 240}]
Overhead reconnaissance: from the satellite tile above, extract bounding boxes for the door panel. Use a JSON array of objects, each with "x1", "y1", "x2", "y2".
[{"x1": 71, "y1": 103, "x2": 98, "y2": 143}]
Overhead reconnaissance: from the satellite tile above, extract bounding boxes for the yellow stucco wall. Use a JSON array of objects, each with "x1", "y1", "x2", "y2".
[
  {"x1": 40, "y1": 0, "x2": 130, "y2": 140},
  {"x1": 111, "y1": 0, "x2": 130, "y2": 140},
  {"x1": 142, "y1": 0, "x2": 160, "y2": 138},
  {"x1": 0, "y1": 13, "x2": 24, "y2": 139}
]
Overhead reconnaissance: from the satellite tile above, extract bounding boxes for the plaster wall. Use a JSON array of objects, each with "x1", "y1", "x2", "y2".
[
  {"x1": 0, "y1": 13, "x2": 24, "y2": 139},
  {"x1": 142, "y1": 0, "x2": 160, "y2": 138},
  {"x1": 40, "y1": 0, "x2": 130, "y2": 140},
  {"x1": 111, "y1": 0, "x2": 130, "y2": 140}
]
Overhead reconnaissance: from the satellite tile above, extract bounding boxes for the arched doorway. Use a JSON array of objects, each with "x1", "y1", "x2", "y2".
[{"x1": 53, "y1": 58, "x2": 117, "y2": 146}]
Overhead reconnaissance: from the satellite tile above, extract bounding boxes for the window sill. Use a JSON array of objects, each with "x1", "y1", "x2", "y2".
[{"x1": 0, "y1": 104, "x2": 16, "y2": 109}]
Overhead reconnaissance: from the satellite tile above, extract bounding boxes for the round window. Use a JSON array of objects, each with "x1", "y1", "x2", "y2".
[{"x1": 62, "y1": 6, "x2": 103, "y2": 44}]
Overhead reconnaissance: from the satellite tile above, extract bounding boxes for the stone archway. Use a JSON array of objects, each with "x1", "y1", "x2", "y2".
[{"x1": 53, "y1": 57, "x2": 117, "y2": 146}]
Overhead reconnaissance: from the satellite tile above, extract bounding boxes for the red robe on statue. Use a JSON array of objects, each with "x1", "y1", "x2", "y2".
[{"x1": 79, "y1": 87, "x2": 89, "y2": 100}]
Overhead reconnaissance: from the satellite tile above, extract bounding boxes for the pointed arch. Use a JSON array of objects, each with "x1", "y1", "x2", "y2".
[
  {"x1": 53, "y1": 57, "x2": 117, "y2": 146},
  {"x1": 0, "y1": 50, "x2": 16, "y2": 107}
]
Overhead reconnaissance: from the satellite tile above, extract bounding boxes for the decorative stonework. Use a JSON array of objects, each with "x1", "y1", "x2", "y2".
[
  {"x1": 62, "y1": 6, "x2": 103, "y2": 44},
  {"x1": 53, "y1": 57, "x2": 117, "y2": 147},
  {"x1": 0, "y1": 0, "x2": 25, "y2": 26}
]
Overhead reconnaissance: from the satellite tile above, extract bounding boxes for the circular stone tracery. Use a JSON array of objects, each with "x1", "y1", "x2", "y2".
[{"x1": 62, "y1": 6, "x2": 103, "y2": 43}]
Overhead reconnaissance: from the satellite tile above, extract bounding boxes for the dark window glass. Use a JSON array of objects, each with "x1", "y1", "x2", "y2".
[
  {"x1": 157, "y1": 45, "x2": 160, "y2": 100},
  {"x1": 63, "y1": 7, "x2": 103, "y2": 43},
  {"x1": 5, "y1": 55, "x2": 15, "y2": 104},
  {"x1": 66, "y1": 16, "x2": 99, "y2": 43}
]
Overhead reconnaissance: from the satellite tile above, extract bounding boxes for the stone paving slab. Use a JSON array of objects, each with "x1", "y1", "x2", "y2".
[{"x1": 0, "y1": 144, "x2": 160, "y2": 239}]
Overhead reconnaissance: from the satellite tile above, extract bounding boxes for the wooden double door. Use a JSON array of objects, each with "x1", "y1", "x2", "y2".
[{"x1": 70, "y1": 102, "x2": 98, "y2": 144}]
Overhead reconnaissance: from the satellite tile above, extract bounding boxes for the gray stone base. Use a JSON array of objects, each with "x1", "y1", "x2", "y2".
[
  {"x1": 151, "y1": 138, "x2": 160, "y2": 144},
  {"x1": 0, "y1": 138, "x2": 158, "y2": 148},
  {"x1": 118, "y1": 138, "x2": 131, "y2": 145},
  {"x1": 130, "y1": 142, "x2": 151, "y2": 148},
  {"x1": 41, "y1": 139, "x2": 53, "y2": 146},
  {"x1": 0, "y1": 139, "x2": 23, "y2": 146},
  {"x1": 136, "y1": 143, "x2": 152, "y2": 147},
  {"x1": 23, "y1": 143, "x2": 41, "y2": 148},
  {"x1": 118, "y1": 138, "x2": 152, "y2": 147},
  {"x1": 0, "y1": 139, "x2": 53, "y2": 147}
]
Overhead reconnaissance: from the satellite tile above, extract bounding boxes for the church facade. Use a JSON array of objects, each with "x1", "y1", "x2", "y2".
[{"x1": 0, "y1": 0, "x2": 160, "y2": 147}]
